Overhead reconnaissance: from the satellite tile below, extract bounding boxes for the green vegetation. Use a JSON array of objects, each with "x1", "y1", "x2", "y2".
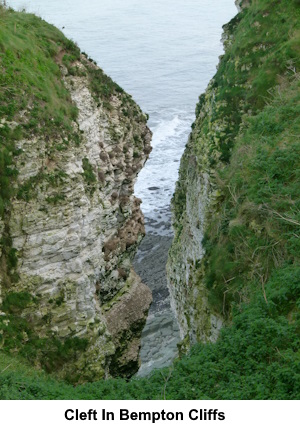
[
  {"x1": 0, "y1": 4, "x2": 135, "y2": 382},
  {"x1": 87, "y1": 66, "x2": 124, "y2": 100},
  {"x1": 0, "y1": 0, "x2": 299, "y2": 399},
  {"x1": 0, "y1": 290, "x2": 89, "y2": 381},
  {"x1": 16, "y1": 169, "x2": 68, "y2": 201},
  {"x1": 81, "y1": 157, "x2": 96, "y2": 184},
  {"x1": 183, "y1": 0, "x2": 300, "y2": 176},
  {"x1": 0, "y1": 5, "x2": 77, "y2": 200},
  {"x1": 203, "y1": 78, "x2": 300, "y2": 316},
  {"x1": 203, "y1": 0, "x2": 300, "y2": 164},
  {"x1": 0, "y1": 4, "x2": 80, "y2": 292},
  {"x1": 172, "y1": 0, "x2": 299, "y2": 314},
  {"x1": 169, "y1": 0, "x2": 300, "y2": 399},
  {"x1": 0, "y1": 266, "x2": 299, "y2": 398},
  {"x1": 81, "y1": 157, "x2": 97, "y2": 195},
  {"x1": 0, "y1": 5, "x2": 79, "y2": 142},
  {"x1": 0, "y1": 4, "x2": 128, "y2": 214}
]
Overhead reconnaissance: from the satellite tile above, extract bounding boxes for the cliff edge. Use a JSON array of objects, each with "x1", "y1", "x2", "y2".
[
  {"x1": 0, "y1": 7, "x2": 152, "y2": 382},
  {"x1": 167, "y1": 0, "x2": 300, "y2": 348}
]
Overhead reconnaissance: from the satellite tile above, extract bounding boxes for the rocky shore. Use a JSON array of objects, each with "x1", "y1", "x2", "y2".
[{"x1": 134, "y1": 213, "x2": 180, "y2": 377}]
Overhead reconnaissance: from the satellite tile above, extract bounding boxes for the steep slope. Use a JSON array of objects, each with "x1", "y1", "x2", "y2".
[
  {"x1": 167, "y1": 0, "x2": 300, "y2": 346},
  {"x1": 0, "y1": 0, "x2": 299, "y2": 400},
  {"x1": 0, "y1": 6, "x2": 152, "y2": 382}
]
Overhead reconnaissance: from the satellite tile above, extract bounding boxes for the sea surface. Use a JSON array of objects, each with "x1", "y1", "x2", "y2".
[{"x1": 8, "y1": 0, "x2": 237, "y2": 374}]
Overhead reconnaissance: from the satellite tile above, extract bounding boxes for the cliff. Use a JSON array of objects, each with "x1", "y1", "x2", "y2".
[
  {"x1": 167, "y1": 0, "x2": 300, "y2": 347},
  {"x1": 0, "y1": 0, "x2": 299, "y2": 400},
  {"x1": 0, "y1": 7, "x2": 152, "y2": 382}
]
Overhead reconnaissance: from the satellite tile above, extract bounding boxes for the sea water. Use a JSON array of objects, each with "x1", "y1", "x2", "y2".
[{"x1": 8, "y1": 0, "x2": 237, "y2": 374}]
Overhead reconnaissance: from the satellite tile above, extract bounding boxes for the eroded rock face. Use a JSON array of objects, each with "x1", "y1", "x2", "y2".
[
  {"x1": 1, "y1": 55, "x2": 152, "y2": 381},
  {"x1": 166, "y1": 19, "x2": 241, "y2": 348},
  {"x1": 105, "y1": 269, "x2": 152, "y2": 377},
  {"x1": 166, "y1": 0, "x2": 264, "y2": 349},
  {"x1": 167, "y1": 142, "x2": 223, "y2": 346}
]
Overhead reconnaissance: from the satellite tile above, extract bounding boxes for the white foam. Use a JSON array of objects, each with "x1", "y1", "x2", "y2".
[
  {"x1": 134, "y1": 111, "x2": 193, "y2": 220},
  {"x1": 151, "y1": 114, "x2": 181, "y2": 147}
]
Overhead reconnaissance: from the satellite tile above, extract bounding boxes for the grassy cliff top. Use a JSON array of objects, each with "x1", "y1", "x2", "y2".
[
  {"x1": 0, "y1": 5, "x2": 79, "y2": 134},
  {"x1": 0, "y1": 5, "x2": 128, "y2": 217}
]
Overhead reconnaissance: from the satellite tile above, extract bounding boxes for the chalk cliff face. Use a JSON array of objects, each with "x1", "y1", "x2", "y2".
[
  {"x1": 167, "y1": 0, "x2": 298, "y2": 348},
  {"x1": 166, "y1": 84, "x2": 224, "y2": 346},
  {"x1": 166, "y1": 13, "x2": 245, "y2": 346},
  {"x1": 0, "y1": 29, "x2": 152, "y2": 380}
]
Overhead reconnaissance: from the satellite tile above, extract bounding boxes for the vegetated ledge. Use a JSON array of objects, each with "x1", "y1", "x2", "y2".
[{"x1": 0, "y1": 5, "x2": 152, "y2": 383}]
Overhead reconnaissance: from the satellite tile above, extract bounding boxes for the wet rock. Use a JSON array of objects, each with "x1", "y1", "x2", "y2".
[{"x1": 133, "y1": 226, "x2": 181, "y2": 377}]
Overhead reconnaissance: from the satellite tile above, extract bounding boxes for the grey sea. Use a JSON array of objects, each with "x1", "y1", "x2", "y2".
[{"x1": 8, "y1": 0, "x2": 237, "y2": 374}]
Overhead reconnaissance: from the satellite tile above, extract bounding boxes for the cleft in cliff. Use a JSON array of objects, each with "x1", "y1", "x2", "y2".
[{"x1": 0, "y1": 7, "x2": 152, "y2": 382}]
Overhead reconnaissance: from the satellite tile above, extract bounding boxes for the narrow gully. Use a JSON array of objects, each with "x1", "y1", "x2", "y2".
[
  {"x1": 132, "y1": 112, "x2": 193, "y2": 376},
  {"x1": 134, "y1": 212, "x2": 181, "y2": 377}
]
